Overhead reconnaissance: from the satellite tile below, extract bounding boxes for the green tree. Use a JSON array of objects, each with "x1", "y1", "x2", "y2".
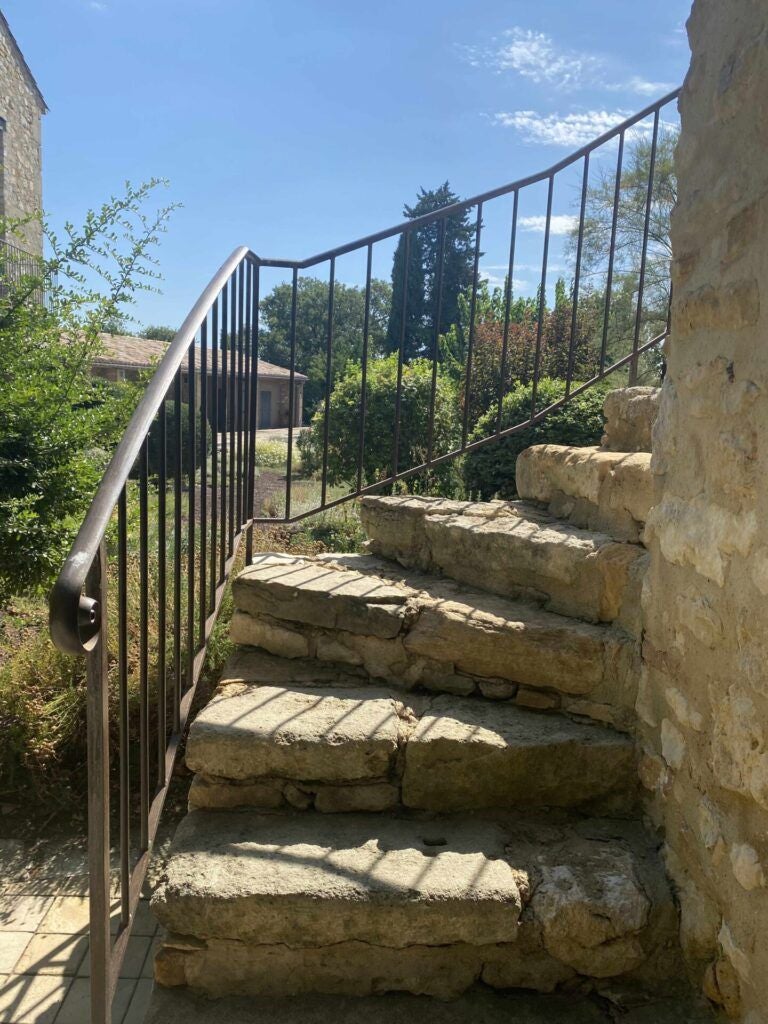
[
  {"x1": 141, "y1": 324, "x2": 178, "y2": 342},
  {"x1": 259, "y1": 276, "x2": 392, "y2": 416},
  {"x1": 0, "y1": 180, "x2": 177, "y2": 598},
  {"x1": 385, "y1": 183, "x2": 476, "y2": 360},
  {"x1": 464, "y1": 378, "x2": 609, "y2": 500},
  {"x1": 439, "y1": 279, "x2": 603, "y2": 429},
  {"x1": 297, "y1": 354, "x2": 461, "y2": 493},
  {"x1": 571, "y1": 126, "x2": 678, "y2": 360}
]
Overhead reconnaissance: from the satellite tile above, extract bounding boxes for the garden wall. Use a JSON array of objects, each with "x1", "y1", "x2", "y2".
[{"x1": 640, "y1": 1, "x2": 768, "y2": 1020}]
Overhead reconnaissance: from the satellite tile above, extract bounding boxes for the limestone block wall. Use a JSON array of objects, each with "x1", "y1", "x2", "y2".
[
  {"x1": 640, "y1": 1, "x2": 768, "y2": 1020},
  {"x1": 0, "y1": 20, "x2": 44, "y2": 255}
]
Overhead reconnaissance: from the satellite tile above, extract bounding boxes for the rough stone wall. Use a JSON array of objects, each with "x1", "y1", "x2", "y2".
[
  {"x1": 640, "y1": 2, "x2": 768, "y2": 1020},
  {"x1": 0, "y1": 21, "x2": 44, "y2": 255}
]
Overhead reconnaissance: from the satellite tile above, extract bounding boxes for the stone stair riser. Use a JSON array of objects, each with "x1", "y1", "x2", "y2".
[
  {"x1": 229, "y1": 606, "x2": 639, "y2": 729},
  {"x1": 184, "y1": 681, "x2": 638, "y2": 815},
  {"x1": 360, "y1": 497, "x2": 644, "y2": 623},
  {"x1": 516, "y1": 446, "x2": 653, "y2": 543},
  {"x1": 151, "y1": 812, "x2": 681, "y2": 1001},
  {"x1": 601, "y1": 387, "x2": 660, "y2": 453}
]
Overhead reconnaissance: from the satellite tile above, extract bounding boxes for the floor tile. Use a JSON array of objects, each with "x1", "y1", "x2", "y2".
[
  {"x1": 37, "y1": 899, "x2": 120, "y2": 937},
  {"x1": 131, "y1": 902, "x2": 158, "y2": 938},
  {"x1": 14, "y1": 935, "x2": 87, "y2": 977},
  {"x1": 122, "y1": 979, "x2": 153, "y2": 1024},
  {"x1": 54, "y1": 977, "x2": 135, "y2": 1024},
  {"x1": 140, "y1": 940, "x2": 159, "y2": 980},
  {"x1": 79, "y1": 936, "x2": 151, "y2": 980},
  {"x1": 0, "y1": 934, "x2": 32, "y2": 974},
  {"x1": 0, "y1": 972, "x2": 70, "y2": 1023},
  {"x1": 0, "y1": 900, "x2": 52, "y2": 934}
]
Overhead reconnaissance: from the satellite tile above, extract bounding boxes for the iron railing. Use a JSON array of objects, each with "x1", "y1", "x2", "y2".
[
  {"x1": 0, "y1": 237, "x2": 55, "y2": 305},
  {"x1": 48, "y1": 87, "x2": 679, "y2": 1023}
]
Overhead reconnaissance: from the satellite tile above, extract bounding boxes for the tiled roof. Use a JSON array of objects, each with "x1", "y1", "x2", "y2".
[{"x1": 94, "y1": 333, "x2": 308, "y2": 381}]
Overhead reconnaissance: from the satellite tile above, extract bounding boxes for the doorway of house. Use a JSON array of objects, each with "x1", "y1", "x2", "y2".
[{"x1": 258, "y1": 390, "x2": 272, "y2": 428}]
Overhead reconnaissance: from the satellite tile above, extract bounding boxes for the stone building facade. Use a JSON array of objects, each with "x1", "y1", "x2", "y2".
[
  {"x1": 639, "y1": 1, "x2": 768, "y2": 1020},
  {"x1": 0, "y1": 12, "x2": 46, "y2": 256}
]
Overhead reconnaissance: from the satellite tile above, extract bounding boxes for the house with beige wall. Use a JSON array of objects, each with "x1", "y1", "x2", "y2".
[{"x1": 92, "y1": 333, "x2": 307, "y2": 429}]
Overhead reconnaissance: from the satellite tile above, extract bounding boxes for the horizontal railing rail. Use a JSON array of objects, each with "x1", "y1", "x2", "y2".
[{"x1": 49, "y1": 87, "x2": 679, "y2": 1024}]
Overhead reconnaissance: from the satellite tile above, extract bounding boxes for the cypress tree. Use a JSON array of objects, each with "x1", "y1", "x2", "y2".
[{"x1": 386, "y1": 183, "x2": 476, "y2": 361}]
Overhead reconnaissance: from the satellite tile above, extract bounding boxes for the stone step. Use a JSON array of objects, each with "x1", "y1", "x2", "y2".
[
  {"x1": 229, "y1": 555, "x2": 638, "y2": 728},
  {"x1": 144, "y1": 988, "x2": 611, "y2": 1024},
  {"x1": 360, "y1": 495, "x2": 645, "y2": 623},
  {"x1": 185, "y1": 670, "x2": 637, "y2": 814},
  {"x1": 515, "y1": 445, "x2": 653, "y2": 543},
  {"x1": 144, "y1": 987, "x2": 718, "y2": 1024},
  {"x1": 150, "y1": 811, "x2": 679, "y2": 1000},
  {"x1": 601, "y1": 386, "x2": 660, "y2": 453}
]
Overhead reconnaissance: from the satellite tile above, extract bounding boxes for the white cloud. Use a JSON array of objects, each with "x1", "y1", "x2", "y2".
[
  {"x1": 519, "y1": 214, "x2": 578, "y2": 235},
  {"x1": 89, "y1": 1, "x2": 107, "y2": 9},
  {"x1": 491, "y1": 109, "x2": 631, "y2": 146},
  {"x1": 464, "y1": 27, "x2": 600, "y2": 91},
  {"x1": 610, "y1": 76, "x2": 676, "y2": 97},
  {"x1": 479, "y1": 268, "x2": 527, "y2": 291}
]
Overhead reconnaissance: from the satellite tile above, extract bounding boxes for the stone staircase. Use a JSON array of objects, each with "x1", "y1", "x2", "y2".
[{"x1": 147, "y1": 387, "x2": 715, "y2": 1021}]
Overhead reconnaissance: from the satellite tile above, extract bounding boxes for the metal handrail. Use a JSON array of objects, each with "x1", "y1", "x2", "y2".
[{"x1": 49, "y1": 245, "x2": 253, "y2": 655}]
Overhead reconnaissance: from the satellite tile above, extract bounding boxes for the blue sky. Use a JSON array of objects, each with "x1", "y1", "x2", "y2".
[{"x1": 7, "y1": 0, "x2": 692, "y2": 327}]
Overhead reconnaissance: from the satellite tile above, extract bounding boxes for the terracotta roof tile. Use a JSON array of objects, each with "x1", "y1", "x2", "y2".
[{"x1": 93, "y1": 333, "x2": 308, "y2": 381}]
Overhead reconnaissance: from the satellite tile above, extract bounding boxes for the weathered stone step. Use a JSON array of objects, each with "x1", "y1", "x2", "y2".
[
  {"x1": 516, "y1": 445, "x2": 653, "y2": 543},
  {"x1": 360, "y1": 495, "x2": 644, "y2": 623},
  {"x1": 144, "y1": 989, "x2": 607, "y2": 1024},
  {"x1": 151, "y1": 811, "x2": 679, "y2": 999},
  {"x1": 145, "y1": 987, "x2": 717, "y2": 1024},
  {"x1": 230, "y1": 555, "x2": 638, "y2": 728},
  {"x1": 601, "y1": 386, "x2": 660, "y2": 454},
  {"x1": 185, "y1": 673, "x2": 637, "y2": 814}
]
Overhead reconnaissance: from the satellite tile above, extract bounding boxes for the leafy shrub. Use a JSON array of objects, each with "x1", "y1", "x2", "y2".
[
  {"x1": 297, "y1": 354, "x2": 462, "y2": 494},
  {"x1": 254, "y1": 439, "x2": 289, "y2": 469},
  {"x1": 145, "y1": 401, "x2": 212, "y2": 477},
  {"x1": 0, "y1": 179, "x2": 176, "y2": 600},
  {"x1": 464, "y1": 377, "x2": 609, "y2": 500}
]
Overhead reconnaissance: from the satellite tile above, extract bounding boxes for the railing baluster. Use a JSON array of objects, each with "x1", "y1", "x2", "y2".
[
  {"x1": 246, "y1": 260, "x2": 259, "y2": 562},
  {"x1": 567, "y1": 154, "x2": 590, "y2": 396},
  {"x1": 138, "y1": 438, "x2": 149, "y2": 851},
  {"x1": 631, "y1": 108, "x2": 660, "y2": 384},
  {"x1": 497, "y1": 190, "x2": 519, "y2": 434},
  {"x1": 462, "y1": 203, "x2": 483, "y2": 448},
  {"x1": 392, "y1": 229, "x2": 410, "y2": 477},
  {"x1": 228, "y1": 274, "x2": 237, "y2": 553},
  {"x1": 173, "y1": 372, "x2": 182, "y2": 733},
  {"x1": 242, "y1": 260, "x2": 252, "y2": 536},
  {"x1": 210, "y1": 297, "x2": 219, "y2": 608},
  {"x1": 156, "y1": 401, "x2": 167, "y2": 789},
  {"x1": 198, "y1": 318, "x2": 208, "y2": 649},
  {"x1": 601, "y1": 131, "x2": 625, "y2": 373},
  {"x1": 219, "y1": 283, "x2": 228, "y2": 581},
  {"x1": 531, "y1": 176, "x2": 554, "y2": 419},
  {"x1": 187, "y1": 344, "x2": 196, "y2": 685},
  {"x1": 321, "y1": 256, "x2": 335, "y2": 506},
  {"x1": 236, "y1": 261, "x2": 245, "y2": 529},
  {"x1": 427, "y1": 219, "x2": 446, "y2": 465},
  {"x1": 356, "y1": 244, "x2": 372, "y2": 493},
  {"x1": 117, "y1": 489, "x2": 130, "y2": 927},
  {"x1": 85, "y1": 541, "x2": 111, "y2": 1024},
  {"x1": 285, "y1": 267, "x2": 298, "y2": 520}
]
